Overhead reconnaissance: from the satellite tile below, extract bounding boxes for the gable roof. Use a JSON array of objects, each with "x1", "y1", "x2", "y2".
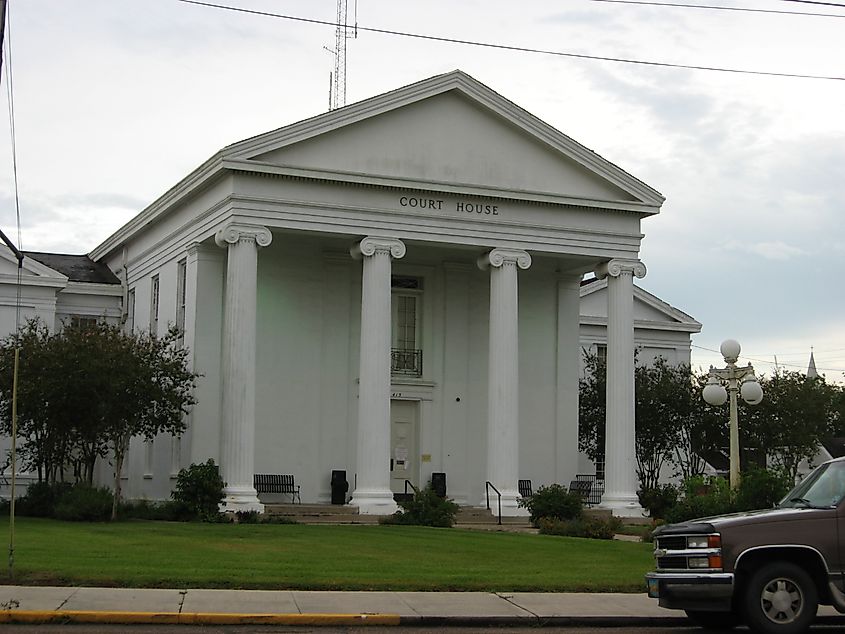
[
  {"x1": 91, "y1": 70, "x2": 664, "y2": 261},
  {"x1": 25, "y1": 252, "x2": 121, "y2": 284},
  {"x1": 580, "y1": 276, "x2": 701, "y2": 333}
]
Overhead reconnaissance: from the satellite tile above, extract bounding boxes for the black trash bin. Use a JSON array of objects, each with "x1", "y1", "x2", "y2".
[
  {"x1": 431, "y1": 472, "x2": 446, "y2": 498},
  {"x1": 330, "y1": 470, "x2": 348, "y2": 505}
]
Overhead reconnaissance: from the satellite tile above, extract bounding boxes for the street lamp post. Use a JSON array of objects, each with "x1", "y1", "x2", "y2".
[{"x1": 702, "y1": 339, "x2": 764, "y2": 490}]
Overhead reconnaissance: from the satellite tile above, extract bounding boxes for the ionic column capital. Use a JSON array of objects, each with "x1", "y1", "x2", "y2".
[
  {"x1": 214, "y1": 224, "x2": 273, "y2": 249},
  {"x1": 477, "y1": 248, "x2": 532, "y2": 271},
  {"x1": 595, "y1": 259, "x2": 646, "y2": 280},
  {"x1": 350, "y1": 236, "x2": 406, "y2": 260}
]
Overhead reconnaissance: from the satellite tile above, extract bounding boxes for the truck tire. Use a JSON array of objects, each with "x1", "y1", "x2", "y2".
[
  {"x1": 685, "y1": 609, "x2": 740, "y2": 630},
  {"x1": 743, "y1": 562, "x2": 818, "y2": 634}
]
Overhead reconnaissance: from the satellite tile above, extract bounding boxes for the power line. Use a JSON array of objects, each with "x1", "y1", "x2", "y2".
[
  {"x1": 586, "y1": 0, "x2": 845, "y2": 19},
  {"x1": 692, "y1": 344, "x2": 845, "y2": 373},
  {"x1": 781, "y1": 0, "x2": 845, "y2": 8},
  {"x1": 175, "y1": 0, "x2": 845, "y2": 82}
]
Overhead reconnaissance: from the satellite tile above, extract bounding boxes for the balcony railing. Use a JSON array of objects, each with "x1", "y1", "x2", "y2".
[{"x1": 391, "y1": 348, "x2": 422, "y2": 377}]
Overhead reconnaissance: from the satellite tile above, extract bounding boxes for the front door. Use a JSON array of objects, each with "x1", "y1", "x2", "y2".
[{"x1": 390, "y1": 400, "x2": 419, "y2": 495}]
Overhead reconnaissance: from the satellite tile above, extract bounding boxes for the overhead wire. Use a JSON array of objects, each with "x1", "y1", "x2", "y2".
[
  {"x1": 586, "y1": 0, "x2": 845, "y2": 19},
  {"x1": 175, "y1": 0, "x2": 845, "y2": 82},
  {"x1": 780, "y1": 0, "x2": 845, "y2": 8},
  {"x1": 691, "y1": 344, "x2": 845, "y2": 373}
]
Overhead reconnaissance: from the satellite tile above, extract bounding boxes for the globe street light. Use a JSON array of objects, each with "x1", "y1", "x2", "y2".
[{"x1": 702, "y1": 339, "x2": 764, "y2": 489}]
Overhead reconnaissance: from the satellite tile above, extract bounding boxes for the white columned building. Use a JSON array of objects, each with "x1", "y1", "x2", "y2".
[
  {"x1": 350, "y1": 237, "x2": 406, "y2": 514},
  {"x1": 30, "y1": 70, "x2": 699, "y2": 514},
  {"x1": 596, "y1": 259, "x2": 647, "y2": 515},
  {"x1": 478, "y1": 248, "x2": 531, "y2": 515},
  {"x1": 215, "y1": 223, "x2": 273, "y2": 512}
]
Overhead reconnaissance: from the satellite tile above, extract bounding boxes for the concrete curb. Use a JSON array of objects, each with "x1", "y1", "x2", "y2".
[{"x1": 0, "y1": 611, "x2": 401, "y2": 626}]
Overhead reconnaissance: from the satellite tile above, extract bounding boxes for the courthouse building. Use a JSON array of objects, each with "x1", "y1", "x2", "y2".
[{"x1": 0, "y1": 71, "x2": 700, "y2": 515}]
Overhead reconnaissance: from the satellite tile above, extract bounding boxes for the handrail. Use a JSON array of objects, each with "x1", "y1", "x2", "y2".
[
  {"x1": 485, "y1": 481, "x2": 502, "y2": 526},
  {"x1": 404, "y1": 480, "x2": 418, "y2": 496}
]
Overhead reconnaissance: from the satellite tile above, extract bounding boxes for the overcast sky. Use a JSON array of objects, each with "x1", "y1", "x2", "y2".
[{"x1": 0, "y1": 0, "x2": 843, "y2": 380}]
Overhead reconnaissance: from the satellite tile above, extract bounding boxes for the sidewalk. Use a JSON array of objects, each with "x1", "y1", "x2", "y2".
[{"x1": 0, "y1": 586, "x2": 843, "y2": 627}]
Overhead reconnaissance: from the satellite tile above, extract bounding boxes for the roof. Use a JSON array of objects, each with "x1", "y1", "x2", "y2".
[
  {"x1": 24, "y1": 252, "x2": 121, "y2": 284},
  {"x1": 90, "y1": 70, "x2": 665, "y2": 261}
]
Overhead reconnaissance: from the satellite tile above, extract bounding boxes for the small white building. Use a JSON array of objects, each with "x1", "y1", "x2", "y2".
[{"x1": 0, "y1": 71, "x2": 700, "y2": 515}]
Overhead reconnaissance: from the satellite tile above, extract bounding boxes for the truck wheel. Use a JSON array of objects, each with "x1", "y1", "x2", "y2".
[
  {"x1": 685, "y1": 609, "x2": 740, "y2": 630},
  {"x1": 743, "y1": 562, "x2": 818, "y2": 634}
]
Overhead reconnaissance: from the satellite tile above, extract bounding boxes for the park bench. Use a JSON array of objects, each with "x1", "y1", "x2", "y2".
[
  {"x1": 568, "y1": 479, "x2": 593, "y2": 505},
  {"x1": 574, "y1": 473, "x2": 605, "y2": 506},
  {"x1": 253, "y1": 474, "x2": 301, "y2": 504}
]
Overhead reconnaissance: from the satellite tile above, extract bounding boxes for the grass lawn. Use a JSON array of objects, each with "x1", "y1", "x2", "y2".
[{"x1": 0, "y1": 518, "x2": 654, "y2": 592}]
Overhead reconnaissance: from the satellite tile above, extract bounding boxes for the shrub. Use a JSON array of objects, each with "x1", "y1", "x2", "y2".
[
  {"x1": 538, "y1": 515, "x2": 622, "y2": 540},
  {"x1": 53, "y1": 486, "x2": 113, "y2": 522},
  {"x1": 735, "y1": 467, "x2": 792, "y2": 512},
  {"x1": 120, "y1": 498, "x2": 194, "y2": 522},
  {"x1": 518, "y1": 483, "x2": 583, "y2": 527},
  {"x1": 172, "y1": 459, "x2": 225, "y2": 521},
  {"x1": 387, "y1": 484, "x2": 459, "y2": 527},
  {"x1": 637, "y1": 484, "x2": 678, "y2": 520},
  {"x1": 17, "y1": 481, "x2": 71, "y2": 517},
  {"x1": 666, "y1": 475, "x2": 734, "y2": 524}
]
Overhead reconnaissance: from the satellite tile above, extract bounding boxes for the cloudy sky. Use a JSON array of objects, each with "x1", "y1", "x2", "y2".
[{"x1": 0, "y1": 0, "x2": 843, "y2": 379}]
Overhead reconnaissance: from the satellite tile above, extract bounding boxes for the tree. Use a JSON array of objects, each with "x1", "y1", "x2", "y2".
[
  {"x1": 741, "y1": 370, "x2": 839, "y2": 481},
  {"x1": 0, "y1": 318, "x2": 199, "y2": 519}
]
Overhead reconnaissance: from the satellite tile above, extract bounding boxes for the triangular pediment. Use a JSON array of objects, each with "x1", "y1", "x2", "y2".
[
  {"x1": 227, "y1": 71, "x2": 663, "y2": 211},
  {"x1": 580, "y1": 278, "x2": 701, "y2": 332}
]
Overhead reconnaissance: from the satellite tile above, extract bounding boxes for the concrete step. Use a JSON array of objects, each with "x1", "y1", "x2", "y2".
[{"x1": 264, "y1": 504, "x2": 359, "y2": 516}]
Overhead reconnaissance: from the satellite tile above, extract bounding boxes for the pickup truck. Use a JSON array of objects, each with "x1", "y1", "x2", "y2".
[{"x1": 646, "y1": 456, "x2": 845, "y2": 633}]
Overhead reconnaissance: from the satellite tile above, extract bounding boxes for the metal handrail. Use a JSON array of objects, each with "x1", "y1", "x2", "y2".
[
  {"x1": 485, "y1": 481, "x2": 502, "y2": 526},
  {"x1": 404, "y1": 480, "x2": 418, "y2": 496}
]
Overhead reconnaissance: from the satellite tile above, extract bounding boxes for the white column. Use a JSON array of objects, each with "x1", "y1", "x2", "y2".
[
  {"x1": 215, "y1": 223, "x2": 272, "y2": 513},
  {"x1": 596, "y1": 259, "x2": 646, "y2": 516},
  {"x1": 349, "y1": 236, "x2": 406, "y2": 515},
  {"x1": 555, "y1": 273, "x2": 582, "y2": 485},
  {"x1": 477, "y1": 247, "x2": 531, "y2": 516}
]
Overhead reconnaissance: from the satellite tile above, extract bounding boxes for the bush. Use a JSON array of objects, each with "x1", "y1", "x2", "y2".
[
  {"x1": 120, "y1": 498, "x2": 194, "y2": 522},
  {"x1": 666, "y1": 475, "x2": 734, "y2": 524},
  {"x1": 735, "y1": 467, "x2": 792, "y2": 512},
  {"x1": 386, "y1": 484, "x2": 459, "y2": 527},
  {"x1": 53, "y1": 486, "x2": 113, "y2": 522},
  {"x1": 172, "y1": 459, "x2": 225, "y2": 521},
  {"x1": 637, "y1": 484, "x2": 678, "y2": 520},
  {"x1": 17, "y1": 481, "x2": 71, "y2": 517},
  {"x1": 518, "y1": 484, "x2": 583, "y2": 527},
  {"x1": 538, "y1": 515, "x2": 622, "y2": 540}
]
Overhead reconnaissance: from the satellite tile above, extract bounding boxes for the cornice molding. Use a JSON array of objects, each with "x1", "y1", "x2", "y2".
[
  {"x1": 350, "y1": 237, "x2": 406, "y2": 260},
  {"x1": 477, "y1": 247, "x2": 532, "y2": 271},
  {"x1": 214, "y1": 224, "x2": 273, "y2": 249}
]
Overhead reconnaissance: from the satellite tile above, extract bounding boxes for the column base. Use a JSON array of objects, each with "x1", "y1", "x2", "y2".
[
  {"x1": 349, "y1": 488, "x2": 398, "y2": 515},
  {"x1": 480, "y1": 490, "x2": 529, "y2": 517},
  {"x1": 599, "y1": 494, "x2": 644, "y2": 518},
  {"x1": 220, "y1": 486, "x2": 265, "y2": 514}
]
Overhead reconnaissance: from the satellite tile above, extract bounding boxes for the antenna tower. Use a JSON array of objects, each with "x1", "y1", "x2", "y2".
[{"x1": 328, "y1": 0, "x2": 357, "y2": 110}]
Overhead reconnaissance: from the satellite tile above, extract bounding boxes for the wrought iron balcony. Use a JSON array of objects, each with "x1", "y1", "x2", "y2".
[{"x1": 391, "y1": 348, "x2": 423, "y2": 377}]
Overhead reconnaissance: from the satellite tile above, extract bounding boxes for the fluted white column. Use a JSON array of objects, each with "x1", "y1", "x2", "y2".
[
  {"x1": 350, "y1": 236, "x2": 406, "y2": 514},
  {"x1": 478, "y1": 247, "x2": 531, "y2": 516},
  {"x1": 596, "y1": 259, "x2": 646, "y2": 516},
  {"x1": 215, "y1": 223, "x2": 272, "y2": 513}
]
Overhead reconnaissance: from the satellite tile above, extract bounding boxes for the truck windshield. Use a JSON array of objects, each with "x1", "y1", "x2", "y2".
[{"x1": 780, "y1": 461, "x2": 845, "y2": 508}]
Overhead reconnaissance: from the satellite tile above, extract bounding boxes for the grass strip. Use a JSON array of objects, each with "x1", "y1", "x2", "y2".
[{"x1": 2, "y1": 518, "x2": 653, "y2": 592}]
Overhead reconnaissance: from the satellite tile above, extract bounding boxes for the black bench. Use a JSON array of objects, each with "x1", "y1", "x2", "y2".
[
  {"x1": 518, "y1": 479, "x2": 533, "y2": 498},
  {"x1": 575, "y1": 473, "x2": 605, "y2": 506},
  {"x1": 253, "y1": 474, "x2": 301, "y2": 504},
  {"x1": 568, "y1": 479, "x2": 592, "y2": 504}
]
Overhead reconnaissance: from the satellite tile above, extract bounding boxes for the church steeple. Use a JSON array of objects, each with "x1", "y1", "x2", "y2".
[{"x1": 807, "y1": 347, "x2": 818, "y2": 378}]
